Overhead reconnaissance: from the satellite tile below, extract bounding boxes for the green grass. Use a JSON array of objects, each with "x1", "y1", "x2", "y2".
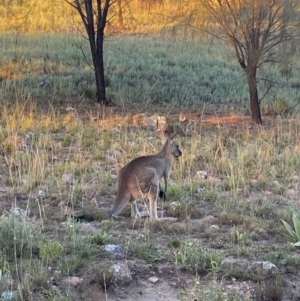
[{"x1": 1, "y1": 33, "x2": 300, "y2": 110}]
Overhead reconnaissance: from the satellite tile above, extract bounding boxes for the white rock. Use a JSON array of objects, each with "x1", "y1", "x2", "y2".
[
  {"x1": 1, "y1": 291, "x2": 17, "y2": 301},
  {"x1": 0, "y1": 186, "x2": 7, "y2": 192},
  {"x1": 9, "y1": 206, "x2": 27, "y2": 217},
  {"x1": 66, "y1": 276, "x2": 82, "y2": 286},
  {"x1": 65, "y1": 106, "x2": 75, "y2": 112},
  {"x1": 195, "y1": 170, "x2": 208, "y2": 180},
  {"x1": 148, "y1": 276, "x2": 159, "y2": 283},
  {"x1": 261, "y1": 261, "x2": 278, "y2": 271},
  {"x1": 112, "y1": 263, "x2": 132, "y2": 284},
  {"x1": 38, "y1": 190, "x2": 46, "y2": 198}
]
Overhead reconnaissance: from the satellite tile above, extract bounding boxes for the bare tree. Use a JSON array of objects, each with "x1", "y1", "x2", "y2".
[
  {"x1": 200, "y1": 0, "x2": 299, "y2": 124},
  {"x1": 65, "y1": 0, "x2": 111, "y2": 105}
]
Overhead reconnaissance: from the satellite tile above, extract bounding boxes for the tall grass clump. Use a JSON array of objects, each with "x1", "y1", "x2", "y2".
[{"x1": 0, "y1": 214, "x2": 41, "y2": 261}]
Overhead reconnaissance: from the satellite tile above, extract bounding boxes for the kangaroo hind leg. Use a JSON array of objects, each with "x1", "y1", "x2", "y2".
[
  {"x1": 148, "y1": 183, "x2": 159, "y2": 220},
  {"x1": 130, "y1": 200, "x2": 143, "y2": 218}
]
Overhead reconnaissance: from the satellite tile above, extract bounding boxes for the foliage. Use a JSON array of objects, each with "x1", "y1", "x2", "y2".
[
  {"x1": 180, "y1": 279, "x2": 247, "y2": 301},
  {"x1": 0, "y1": 214, "x2": 41, "y2": 261},
  {"x1": 281, "y1": 213, "x2": 300, "y2": 246},
  {"x1": 200, "y1": 0, "x2": 300, "y2": 124},
  {"x1": 174, "y1": 240, "x2": 223, "y2": 274},
  {"x1": 39, "y1": 239, "x2": 64, "y2": 263},
  {"x1": 89, "y1": 229, "x2": 112, "y2": 245}
]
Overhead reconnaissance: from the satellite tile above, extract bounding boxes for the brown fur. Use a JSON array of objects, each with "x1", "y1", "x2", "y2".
[{"x1": 111, "y1": 133, "x2": 182, "y2": 219}]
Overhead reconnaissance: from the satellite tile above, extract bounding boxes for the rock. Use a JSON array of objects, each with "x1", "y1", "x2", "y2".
[
  {"x1": 250, "y1": 261, "x2": 279, "y2": 280},
  {"x1": 92, "y1": 262, "x2": 132, "y2": 289},
  {"x1": 286, "y1": 189, "x2": 297, "y2": 199},
  {"x1": 149, "y1": 115, "x2": 167, "y2": 131},
  {"x1": 65, "y1": 106, "x2": 75, "y2": 112},
  {"x1": 66, "y1": 276, "x2": 83, "y2": 287},
  {"x1": 78, "y1": 222, "x2": 96, "y2": 231},
  {"x1": 102, "y1": 244, "x2": 126, "y2": 259},
  {"x1": 132, "y1": 113, "x2": 166, "y2": 131},
  {"x1": 62, "y1": 173, "x2": 75, "y2": 185},
  {"x1": 1, "y1": 291, "x2": 17, "y2": 301},
  {"x1": 148, "y1": 276, "x2": 159, "y2": 283},
  {"x1": 7, "y1": 206, "x2": 27, "y2": 217},
  {"x1": 38, "y1": 190, "x2": 46, "y2": 198},
  {"x1": 111, "y1": 263, "x2": 132, "y2": 285},
  {"x1": 0, "y1": 186, "x2": 7, "y2": 193},
  {"x1": 197, "y1": 215, "x2": 216, "y2": 225},
  {"x1": 195, "y1": 170, "x2": 208, "y2": 180},
  {"x1": 221, "y1": 257, "x2": 280, "y2": 281}
]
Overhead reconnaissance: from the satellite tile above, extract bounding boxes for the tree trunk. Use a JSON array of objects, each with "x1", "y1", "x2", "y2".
[
  {"x1": 95, "y1": 29, "x2": 107, "y2": 105},
  {"x1": 87, "y1": 27, "x2": 107, "y2": 105},
  {"x1": 117, "y1": 0, "x2": 124, "y2": 31},
  {"x1": 66, "y1": 0, "x2": 110, "y2": 105},
  {"x1": 247, "y1": 68, "x2": 262, "y2": 124}
]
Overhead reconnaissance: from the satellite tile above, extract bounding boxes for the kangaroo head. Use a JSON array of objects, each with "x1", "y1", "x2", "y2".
[{"x1": 169, "y1": 133, "x2": 182, "y2": 158}]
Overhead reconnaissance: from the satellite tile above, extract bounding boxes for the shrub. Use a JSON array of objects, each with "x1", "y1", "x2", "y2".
[
  {"x1": 0, "y1": 214, "x2": 41, "y2": 261},
  {"x1": 39, "y1": 239, "x2": 64, "y2": 263},
  {"x1": 89, "y1": 229, "x2": 111, "y2": 246}
]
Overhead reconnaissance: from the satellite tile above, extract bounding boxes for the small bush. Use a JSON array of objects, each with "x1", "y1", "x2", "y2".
[
  {"x1": 174, "y1": 240, "x2": 223, "y2": 274},
  {"x1": 89, "y1": 229, "x2": 111, "y2": 246},
  {"x1": 0, "y1": 214, "x2": 41, "y2": 260},
  {"x1": 39, "y1": 239, "x2": 64, "y2": 263}
]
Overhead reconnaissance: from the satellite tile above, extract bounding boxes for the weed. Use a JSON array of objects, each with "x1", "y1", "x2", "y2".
[
  {"x1": 0, "y1": 214, "x2": 41, "y2": 261},
  {"x1": 95, "y1": 263, "x2": 114, "y2": 290},
  {"x1": 169, "y1": 237, "x2": 181, "y2": 248},
  {"x1": 130, "y1": 241, "x2": 166, "y2": 263},
  {"x1": 281, "y1": 213, "x2": 300, "y2": 245},
  {"x1": 39, "y1": 239, "x2": 64, "y2": 263},
  {"x1": 254, "y1": 275, "x2": 283, "y2": 301},
  {"x1": 180, "y1": 279, "x2": 247, "y2": 301},
  {"x1": 89, "y1": 229, "x2": 112, "y2": 246},
  {"x1": 174, "y1": 240, "x2": 223, "y2": 275}
]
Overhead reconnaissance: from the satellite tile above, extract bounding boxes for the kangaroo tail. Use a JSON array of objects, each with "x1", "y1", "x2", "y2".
[{"x1": 112, "y1": 195, "x2": 131, "y2": 217}]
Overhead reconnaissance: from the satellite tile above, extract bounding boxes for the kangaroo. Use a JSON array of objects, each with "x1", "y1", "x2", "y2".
[{"x1": 111, "y1": 132, "x2": 182, "y2": 219}]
